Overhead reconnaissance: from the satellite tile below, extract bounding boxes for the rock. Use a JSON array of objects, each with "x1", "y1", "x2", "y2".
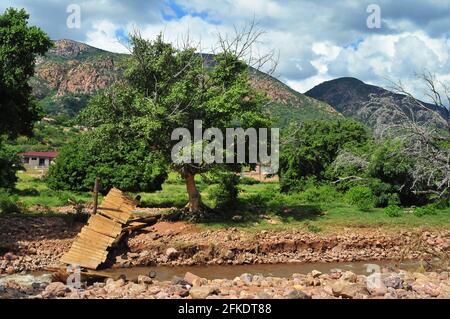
[
  {"x1": 341, "y1": 271, "x2": 357, "y2": 283},
  {"x1": 332, "y1": 280, "x2": 368, "y2": 299},
  {"x1": 382, "y1": 273, "x2": 403, "y2": 289},
  {"x1": 127, "y1": 252, "x2": 140, "y2": 259},
  {"x1": 112, "y1": 279, "x2": 126, "y2": 288},
  {"x1": 189, "y1": 286, "x2": 219, "y2": 299},
  {"x1": 42, "y1": 282, "x2": 70, "y2": 298},
  {"x1": 171, "y1": 276, "x2": 189, "y2": 285},
  {"x1": 311, "y1": 270, "x2": 322, "y2": 278},
  {"x1": 424, "y1": 283, "x2": 440, "y2": 297},
  {"x1": 257, "y1": 291, "x2": 272, "y2": 299},
  {"x1": 137, "y1": 275, "x2": 153, "y2": 285},
  {"x1": 232, "y1": 215, "x2": 243, "y2": 222},
  {"x1": 177, "y1": 288, "x2": 190, "y2": 297},
  {"x1": 222, "y1": 250, "x2": 235, "y2": 260},
  {"x1": 184, "y1": 272, "x2": 207, "y2": 286},
  {"x1": 240, "y1": 273, "x2": 253, "y2": 284},
  {"x1": 285, "y1": 289, "x2": 311, "y2": 299},
  {"x1": 5, "y1": 267, "x2": 15, "y2": 275},
  {"x1": 165, "y1": 248, "x2": 179, "y2": 260}
]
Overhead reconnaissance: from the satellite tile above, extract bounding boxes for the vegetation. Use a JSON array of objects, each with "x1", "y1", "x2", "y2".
[
  {"x1": 46, "y1": 135, "x2": 168, "y2": 193},
  {"x1": 0, "y1": 8, "x2": 51, "y2": 190},
  {"x1": 279, "y1": 119, "x2": 369, "y2": 192}
]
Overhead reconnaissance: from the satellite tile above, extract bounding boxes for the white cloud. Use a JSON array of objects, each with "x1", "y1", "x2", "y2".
[
  {"x1": 4, "y1": 0, "x2": 450, "y2": 96},
  {"x1": 85, "y1": 20, "x2": 129, "y2": 53}
]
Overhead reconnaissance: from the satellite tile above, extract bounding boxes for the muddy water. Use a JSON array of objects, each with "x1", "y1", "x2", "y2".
[{"x1": 101, "y1": 260, "x2": 424, "y2": 282}]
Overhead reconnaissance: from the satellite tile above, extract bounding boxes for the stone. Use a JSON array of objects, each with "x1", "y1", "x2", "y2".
[
  {"x1": 171, "y1": 276, "x2": 189, "y2": 285},
  {"x1": 42, "y1": 282, "x2": 70, "y2": 298},
  {"x1": 127, "y1": 252, "x2": 139, "y2": 259},
  {"x1": 232, "y1": 215, "x2": 243, "y2": 221},
  {"x1": 189, "y1": 286, "x2": 219, "y2": 299},
  {"x1": 137, "y1": 275, "x2": 153, "y2": 285},
  {"x1": 240, "y1": 273, "x2": 253, "y2": 284},
  {"x1": 382, "y1": 273, "x2": 403, "y2": 289},
  {"x1": 341, "y1": 271, "x2": 357, "y2": 283},
  {"x1": 223, "y1": 250, "x2": 235, "y2": 260},
  {"x1": 332, "y1": 280, "x2": 368, "y2": 299},
  {"x1": 284, "y1": 289, "x2": 311, "y2": 299},
  {"x1": 311, "y1": 270, "x2": 322, "y2": 278},
  {"x1": 424, "y1": 283, "x2": 440, "y2": 297},
  {"x1": 166, "y1": 248, "x2": 179, "y2": 260},
  {"x1": 177, "y1": 288, "x2": 190, "y2": 297},
  {"x1": 5, "y1": 267, "x2": 15, "y2": 275}
]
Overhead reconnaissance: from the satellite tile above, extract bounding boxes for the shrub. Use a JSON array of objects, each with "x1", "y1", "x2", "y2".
[
  {"x1": 413, "y1": 205, "x2": 437, "y2": 217},
  {"x1": 0, "y1": 138, "x2": 21, "y2": 189},
  {"x1": 279, "y1": 119, "x2": 369, "y2": 192},
  {"x1": 209, "y1": 172, "x2": 241, "y2": 209},
  {"x1": 384, "y1": 205, "x2": 402, "y2": 217},
  {"x1": 239, "y1": 177, "x2": 260, "y2": 185},
  {"x1": 345, "y1": 186, "x2": 374, "y2": 211},
  {"x1": 0, "y1": 190, "x2": 22, "y2": 214},
  {"x1": 46, "y1": 136, "x2": 168, "y2": 193},
  {"x1": 301, "y1": 185, "x2": 342, "y2": 204}
]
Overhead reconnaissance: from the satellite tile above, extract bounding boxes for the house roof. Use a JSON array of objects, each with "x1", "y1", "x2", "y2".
[{"x1": 18, "y1": 151, "x2": 59, "y2": 158}]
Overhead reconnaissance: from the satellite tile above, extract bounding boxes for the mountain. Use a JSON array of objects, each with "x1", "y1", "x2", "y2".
[
  {"x1": 305, "y1": 77, "x2": 448, "y2": 127},
  {"x1": 31, "y1": 40, "x2": 339, "y2": 125}
]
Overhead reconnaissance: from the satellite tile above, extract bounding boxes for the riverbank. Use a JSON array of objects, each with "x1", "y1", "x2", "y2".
[
  {"x1": 0, "y1": 217, "x2": 449, "y2": 275},
  {"x1": 1, "y1": 267, "x2": 449, "y2": 299}
]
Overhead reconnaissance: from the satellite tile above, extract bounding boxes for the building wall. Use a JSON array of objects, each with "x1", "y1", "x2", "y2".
[{"x1": 23, "y1": 157, "x2": 52, "y2": 168}]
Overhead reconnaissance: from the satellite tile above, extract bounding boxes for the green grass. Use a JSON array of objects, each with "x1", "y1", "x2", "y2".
[
  {"x1": 14, "y1": 172, "x2": 93, "y2": 208},
  {"x1": 9, "y1": 171, "x2": 450, "y2": 233}
]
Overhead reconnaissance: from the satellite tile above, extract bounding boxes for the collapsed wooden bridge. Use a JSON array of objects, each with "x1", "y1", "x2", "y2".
[{"x1": 60, "y1": 188, "x2": 157, "y2": 270}]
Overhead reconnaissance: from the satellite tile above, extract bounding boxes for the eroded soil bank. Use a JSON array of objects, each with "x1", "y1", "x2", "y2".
[{"x1": 0, "y1": 217, "x2": 449, "y2": 275}]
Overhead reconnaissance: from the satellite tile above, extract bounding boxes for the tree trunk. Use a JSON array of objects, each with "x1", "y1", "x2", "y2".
[{"x1": 185, "y1": 173, "x2": 202, "y2": 213}]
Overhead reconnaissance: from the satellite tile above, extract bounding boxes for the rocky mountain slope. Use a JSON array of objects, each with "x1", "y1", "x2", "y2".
[
  {"x1": 305, "y1": 77, "x2": 448, "y2": 128},
  {"x1": 31, "y1": 40, "x2": 339, "y2": 124}
]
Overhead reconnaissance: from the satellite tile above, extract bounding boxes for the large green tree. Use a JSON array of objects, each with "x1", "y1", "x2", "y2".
[
  {"x1": 0, "y1": 8, "x2": 51, "y2": 189},
  {"x1": 78, "y1": 33, "x2": 271, "y2": 217},
  {"x1": 0, "y1": 8, "x2": 52, "y2": 137},
  {"x1": 279, "y1": 119, "x2": 369, "y2": 192}
]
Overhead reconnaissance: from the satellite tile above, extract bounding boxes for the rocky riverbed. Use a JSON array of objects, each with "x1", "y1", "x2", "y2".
[
  {"x1": 1, "y1": 268, "x2": 449, "y2": 299},
  {"x1": 0, "y1": 217, "x2": 449, "y2": 275}
]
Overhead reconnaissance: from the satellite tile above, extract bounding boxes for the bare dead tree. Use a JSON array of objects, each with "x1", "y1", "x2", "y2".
[
  {"x1": 366, "y1": 73, "x2": 450, "y2": 197},
  {"x1": 215, "y1": 17, "x2": 279, "y2": 75}
]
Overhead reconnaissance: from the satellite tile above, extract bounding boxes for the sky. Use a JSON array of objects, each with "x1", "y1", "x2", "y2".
[{"x1": 2, "y1": 0, "x2": 450, "y2": 100}]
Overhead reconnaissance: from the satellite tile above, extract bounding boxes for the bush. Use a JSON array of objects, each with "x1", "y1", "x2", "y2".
[
  {"x1": 0, "y1": 138, "x2": 21, "y2": 189},
  {"x1": 384, "y1": 205, "x2": 402, "y2": 217},
  {"x1": 279, "y1": 119, "x2": 369, "y2": 192},
  {"x1": 0, "y1": 190, "x2": 22, "y2": 214},
  {"x1": 208, "y1": 172, "x2": 241, "y2": 209},
  {"x1": 300, "y1": 185, "x2": 342, "y2": 204},
  {"x1": 345, "y1": 186, "x2": 374, "y2": 211},
  {"x1": 46, "y1": 135, "x2": 168, "y2": 193},
  {"x1": 239, "y1": 176, "x2": 260, "y2": 185},
  {"x1": 413, "y1": 205, "x2": 437, "y2": 217}
]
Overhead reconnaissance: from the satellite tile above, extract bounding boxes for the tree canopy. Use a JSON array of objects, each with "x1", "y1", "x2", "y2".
[
  {"x1": 60, "y1": 32, "x2": 272, "y2": 216},
  {"x1": 0, "y1": 8, "x2": 52, "y2": 138}
]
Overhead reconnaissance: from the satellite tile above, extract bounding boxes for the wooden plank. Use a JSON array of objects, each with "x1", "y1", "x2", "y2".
[
  {"x1": 60, "y1": 188, "x2": 137, "y2": 270},
  {"x1": 87, "y1": 216, "x2": 122, "y2": 237}
]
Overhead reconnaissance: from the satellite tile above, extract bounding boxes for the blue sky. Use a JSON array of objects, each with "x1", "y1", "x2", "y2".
[{"x1": 1, "y1": 0, "x2": 450, "y2": 97}]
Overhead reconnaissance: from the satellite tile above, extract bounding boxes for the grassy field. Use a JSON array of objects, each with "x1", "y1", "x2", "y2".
[
  {"x1": 15, "y1": 172, "x2": 93, "y2": 209},
  {"x1": 7, "y1": 171, "x2": 450, "y2": 232}
]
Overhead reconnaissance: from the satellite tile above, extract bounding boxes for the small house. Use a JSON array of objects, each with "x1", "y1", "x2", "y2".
[{"x1": 18, "y1": 151, "x2": 59, "y2": 169}]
